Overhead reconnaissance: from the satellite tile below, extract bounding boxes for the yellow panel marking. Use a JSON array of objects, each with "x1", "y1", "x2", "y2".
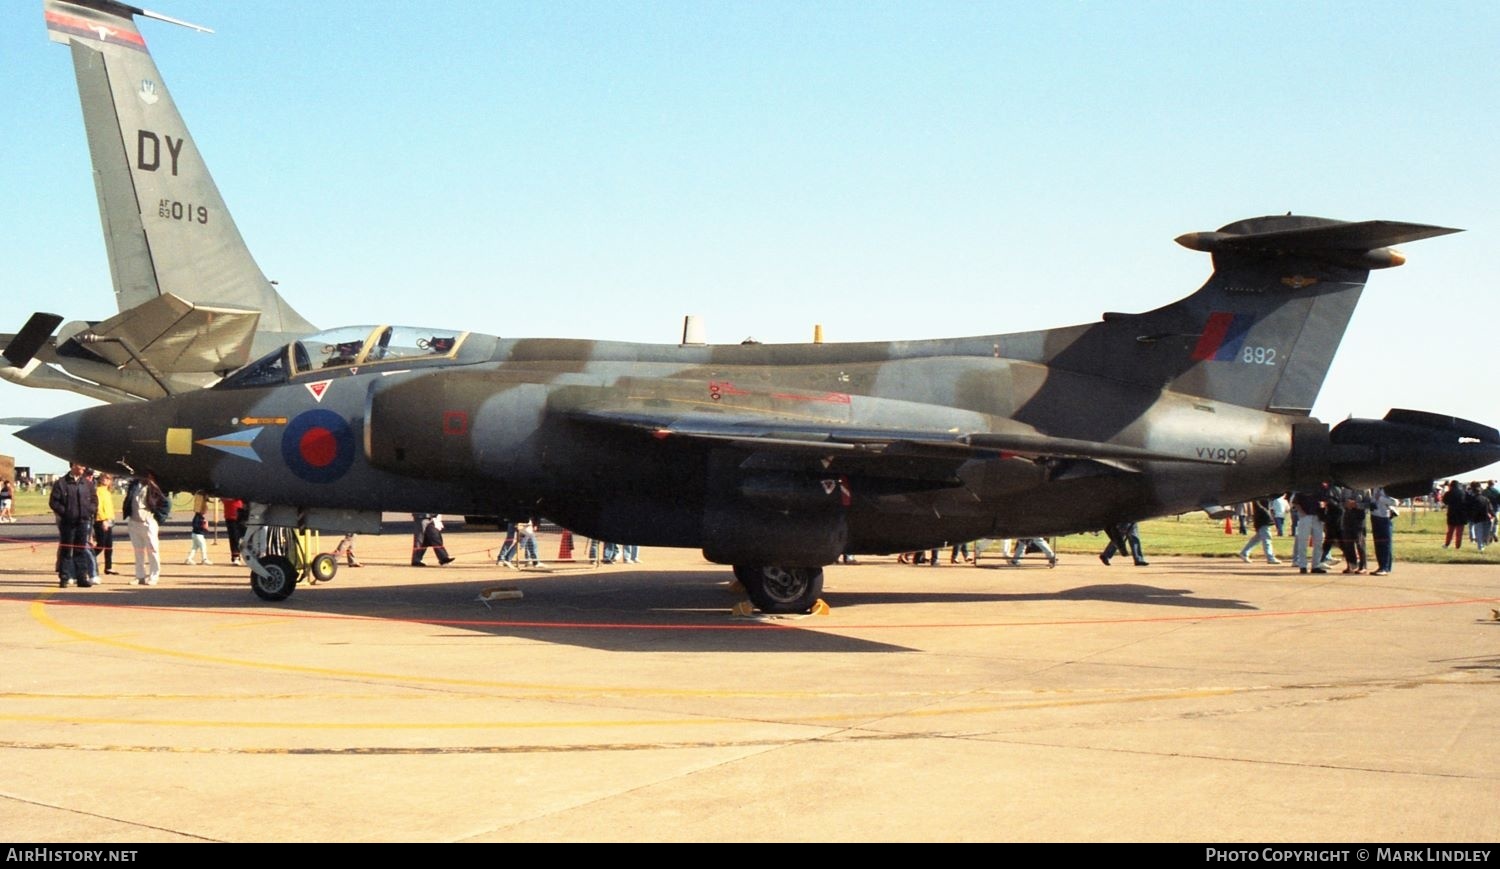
[{"x1": 165, "y1": 427, "x2": 193, "y2": 455}]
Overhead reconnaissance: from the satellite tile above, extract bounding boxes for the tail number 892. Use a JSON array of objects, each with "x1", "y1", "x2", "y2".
[{"x1": 1241, "y1": 346, "x2": 1276, "y2": 365}]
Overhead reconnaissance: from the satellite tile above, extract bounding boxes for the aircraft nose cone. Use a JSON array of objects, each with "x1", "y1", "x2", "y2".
[
  {"x1": 16, "y1": 411, "x2": 82, "y2": 463},
  {"x1": 16, "y1": 404, "x2": 141, "y2": 473}
]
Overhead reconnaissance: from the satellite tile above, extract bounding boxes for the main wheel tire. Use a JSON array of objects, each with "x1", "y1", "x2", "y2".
[
  {"x1": 733, "y1": 564, "x2": 824, "y2": 614},
  {"x1": 251, "y1": 554, "x2": 298, "y2": 602},
  {"x1": 310, "y1": 552, "x2": 338, "y2": 583}
]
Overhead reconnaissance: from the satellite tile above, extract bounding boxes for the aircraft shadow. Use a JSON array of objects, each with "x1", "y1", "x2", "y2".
[
  {"x1": 830, "y1": 583, "x2": 1256, "y2": 611},
  {"x1": 0, "y1": 567, "x2": 1257, "y2": 656},
  {"x1": 0, "y1": 570, "x2": 922, "y2": 654}
]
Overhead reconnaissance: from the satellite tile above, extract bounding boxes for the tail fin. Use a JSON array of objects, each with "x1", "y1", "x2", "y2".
[
  {"x1": 1165, "y1": 215, "x2": 1457, "y2": 413},
  {"x1": 43, "y1": 0, "x2": 315, "y2": 339},
  {"x1": 1048, "y1": 215, "x2": 1457, "y2": 415}
]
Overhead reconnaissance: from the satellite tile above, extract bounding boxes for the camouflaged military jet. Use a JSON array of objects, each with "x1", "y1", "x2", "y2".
[
  {"x1": 1, "y1": 0, "x2": 317, "y2": 404},
  {"x1": 16, "y1": 1, "x2": 1500, "y2": 612}
]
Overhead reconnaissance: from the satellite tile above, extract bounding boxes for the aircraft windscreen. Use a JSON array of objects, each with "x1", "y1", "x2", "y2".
[
  {"x1": 307, "y1": 326, "x2": 375, "y2": 370},
  {"x1": 216, "y1": 326, "x2": 469, "y2": 389},
  {"x1": 217, "y1": 345, "x2": 291, "y2": 388}
]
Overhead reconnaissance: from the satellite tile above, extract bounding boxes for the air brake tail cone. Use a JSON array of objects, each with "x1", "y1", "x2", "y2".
[{"x1": 1329, "y1": 411, "x2": 1500, "y2": 491}]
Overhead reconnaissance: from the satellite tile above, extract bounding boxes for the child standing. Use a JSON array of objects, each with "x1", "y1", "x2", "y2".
[
  {"x1": 185, "y1": 510, "x2": 212, "y2": 565},
  {"x1": 333, "y1": 532, "x2": 361, "y2": 567}
]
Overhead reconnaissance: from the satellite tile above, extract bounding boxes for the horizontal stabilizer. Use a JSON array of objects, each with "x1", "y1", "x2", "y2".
[
  {"x1": 1176, "y1": 217, "x2": 1460, "y2": 270},
  {"x1": 2, "y1": 313, "x2": 64, "y2": 367},
  {"x1": 1201, "y1": 220, "x2": 1458, "y2": 251},
  {"x1": 0, "y1": 417, "x2": 48, "y2": 427},
  {"x1": 68, "y1": 293, "x2": 261, "y2": 375}
]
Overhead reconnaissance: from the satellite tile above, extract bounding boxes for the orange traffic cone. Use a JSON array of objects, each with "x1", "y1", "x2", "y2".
[
  {"x1": 1224, "y1": 517, "x2": 1233, "y2": 534},
  {"x1": 558, "y1": 530, "x2": 574, "y2": 561}
]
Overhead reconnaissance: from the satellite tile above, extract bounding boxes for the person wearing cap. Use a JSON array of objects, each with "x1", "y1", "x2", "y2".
[{"x1": 50, "y1": 461, "x2": 98, "y2": 588}]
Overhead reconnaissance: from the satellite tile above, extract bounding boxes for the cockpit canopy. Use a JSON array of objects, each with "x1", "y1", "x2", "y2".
[{"x1": 217, "y1": 325, "x2": 468, "y2": 389}]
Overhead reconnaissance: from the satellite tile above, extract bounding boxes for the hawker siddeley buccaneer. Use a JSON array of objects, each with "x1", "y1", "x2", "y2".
[
  {"x1": 0, "y1": 0, "x2": 317, "y2": 404},
  {"x1": 17, "y1": 1, "x2": 1500, "y2": 612}
]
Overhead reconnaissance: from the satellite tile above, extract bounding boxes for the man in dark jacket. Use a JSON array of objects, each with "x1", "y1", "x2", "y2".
[
  {"x1": 1442, "y1": 480, "x2": 1468, "y2": 549},
  {"x1": 50, "y1": 461, "x2": 99, "y2": 588},
  {"x1": 1338, "y1": 492, "x2": 1369, "y2": 573},
  {"x1": 1320, "y1": 484, "x2": 1345, "y2": 568}
]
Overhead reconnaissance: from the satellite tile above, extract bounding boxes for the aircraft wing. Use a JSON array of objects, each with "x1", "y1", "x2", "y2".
[{"x1": 567, "y1": 409, "x2": 1229, "y2": 466}]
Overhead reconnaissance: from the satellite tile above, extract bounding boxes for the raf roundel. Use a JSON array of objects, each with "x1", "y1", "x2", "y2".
[{"x1": 281, "y1": 409, "x2": 356, "y2": 484}]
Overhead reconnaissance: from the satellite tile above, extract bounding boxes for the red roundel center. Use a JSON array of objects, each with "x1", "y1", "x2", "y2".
[{"x1": 299, "y1": 427, "x2": 338, "y2": 467}]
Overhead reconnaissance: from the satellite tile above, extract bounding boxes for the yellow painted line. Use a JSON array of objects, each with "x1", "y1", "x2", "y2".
[
  {"x1": 0, "y1": 712, "x2": 737, "y2": 730},
  {"x1": 0, "y1": 686, "x2": 1266, "y2": 731},
  {"x1": 26, "y1": 599, "x2": 890, "y2": 699},
  {"x1": 0, "y1": 732, "x2": 922, "y2": 755},
  {"x1": 29, "y1": 596, "x2": 1476, "y2": 703}
]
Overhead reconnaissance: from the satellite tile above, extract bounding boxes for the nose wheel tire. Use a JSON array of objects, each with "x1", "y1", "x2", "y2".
[
  {"x1": 733, "y1": 564, "x2": 824, "y2": 614},
  {"x1": 250, "y1": 554, "x2": 298, "y2": 602}
]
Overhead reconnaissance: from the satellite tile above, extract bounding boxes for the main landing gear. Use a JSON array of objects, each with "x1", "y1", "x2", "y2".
[{"x1": 732, "y1": 565, "x2": 824, "y2": 614}]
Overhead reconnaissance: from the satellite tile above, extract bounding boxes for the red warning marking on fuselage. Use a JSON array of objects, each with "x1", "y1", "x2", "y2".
[
  {"x1": 305, "y1": 380, "x2": 332, "y2": 402},
  {"x1": 708, "y1": 380, "x2": 750, "y2": 401}
]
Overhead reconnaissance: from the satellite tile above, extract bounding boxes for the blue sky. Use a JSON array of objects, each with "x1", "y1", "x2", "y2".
[{"x1": 3, "y1": 0, "x2": 1498, "y2": 478}]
